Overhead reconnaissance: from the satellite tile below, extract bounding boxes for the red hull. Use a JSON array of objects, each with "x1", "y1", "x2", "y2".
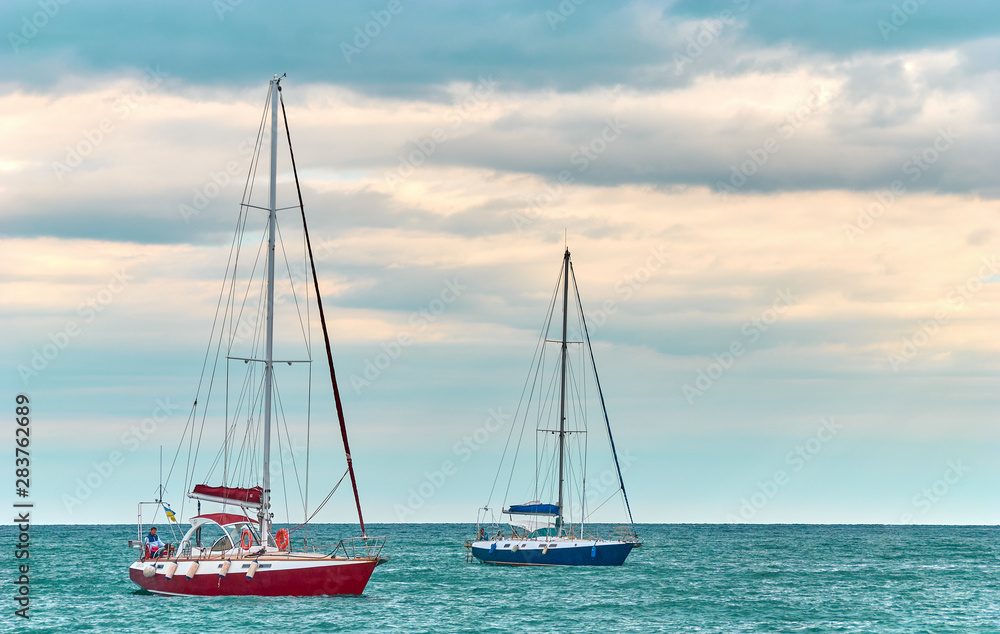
[{"x1": 129, "y1": 560, "x2": 377, "y2": 596}]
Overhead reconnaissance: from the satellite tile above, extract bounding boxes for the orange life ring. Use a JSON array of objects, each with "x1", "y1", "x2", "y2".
[
  {"x1": 240, "y1": 527, "x2": 252, "y2": 549},
  {"x1": 275, "y1": 528, "x2": 289, "y2": 550}
]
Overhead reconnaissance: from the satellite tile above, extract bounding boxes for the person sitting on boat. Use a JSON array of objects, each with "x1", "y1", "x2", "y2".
[{"x1": 145, "y1": 527, "x2": 167, "y2": 558}]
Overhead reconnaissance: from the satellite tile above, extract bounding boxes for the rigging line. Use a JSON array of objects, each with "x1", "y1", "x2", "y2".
[
  {"x1": 224, "y1": 359, "x2": 228, "y2": 487},
  {"x1": 582, "y1": 487, "x2": 623, "y2": 523},
  {"x1": 280, "y1": 89, "x2": 367, "y2": 535},
  {"x1": 225, "y1": 257, "x2": 267, "y2": 435},
  {"x1": 570, "y1": 261, "x2": 635, "y2": 526},
  {"x1": 208, "y1": 353, "x2": 266, "y2": 484},
  {"x1": 305, "y1": 362, "x2": 311, "y2": 521},
  {"x1": 237, "y1": 262, "x2": 268, "y2": 388},
  {"x1": 206, "y1": 238, "x2": 269, "y2": 480},
  {"x1": 227, "y1": 223, "x2": 270, "y2": 355},
  {"x1": 538, "y1": 342, "x2": 564, "y2": 473},
  {"x1": 223, "y1": 90, "x2": 268, "y2": 362},
  {"x1": 227, "y1": 115, "x2": 265, "y2": 352},
  {"x1": 163, "y1": 154, "x2": 255, "y2": 502},
  {"x1": 532, "y1": 348, "x2": 562, "y2": 501},
  {"x1": 163, "y1": 403, "x2": 197, "y2": 520},
  {"x1": 203, "y1": 368, "x2": 252, "y2": 482},
  {"x1": 287, "y1": 468, "x2": 349, "y2": 534},
  {"x1": 223, "y1": 203, "x2": 250, "y2": 383},
  {"x1": 274, "y1": 385, "x2": 290, "y2": 527},
  {"x1": 180, "y1": 400, "x2": 199, "y2": 522},
  {"x1": 274, "y1": 218, "x2": 310, "y2": 346},
  {"x1": 494, "y1": 258, "x2": 563, "y2": 509},
  {"x1": 190, "y1": 219, "x2": 266, "y2": 489},
  {"x1": 189, "y1": 90, "x2": 266, "y2": 399},
  {"x1": 227, "y1": 97, "x2": 269, "y2": 353},
  {"x1": 237, "y1": 86, "x2": 272, "y2": 222},
  {"x1": 207, "y1": 344, "x2": 261, "y2": 479},
  {"x1": 303, "y1": 185, "x2": 312, "y2": 521},
  {"x1": 581, "y1": 426, "x2": 589, "y2": 531},
  {"x1": 231, "y1": 407, "x2": 255, "y2": 487},
  {"x1": 273, "y1": 376, "x2": 307, "y2": 514}
]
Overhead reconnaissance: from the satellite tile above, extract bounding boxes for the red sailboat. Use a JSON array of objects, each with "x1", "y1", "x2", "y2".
[{"x1": 129, "y1": 75, "x2": 385, "y2": 596}]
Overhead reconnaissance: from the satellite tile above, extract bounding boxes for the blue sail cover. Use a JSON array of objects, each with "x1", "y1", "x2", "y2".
[{"x1": 506, "y1": 503, "x2": 559, "y2": 516}]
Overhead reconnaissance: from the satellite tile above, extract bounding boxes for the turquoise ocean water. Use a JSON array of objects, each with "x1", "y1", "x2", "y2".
[{"x1": 2, "y1": 523, "x2": 999, "y2": 632}]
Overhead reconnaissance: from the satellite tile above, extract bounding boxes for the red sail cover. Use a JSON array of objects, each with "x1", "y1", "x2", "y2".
[{"x1": 191, "y1": 484, "x2": 262, "y2": 506}]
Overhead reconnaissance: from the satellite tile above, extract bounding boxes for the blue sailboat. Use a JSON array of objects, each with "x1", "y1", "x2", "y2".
[{"x1": 468, "y1": 248, "x2": 639, "y2": 566}]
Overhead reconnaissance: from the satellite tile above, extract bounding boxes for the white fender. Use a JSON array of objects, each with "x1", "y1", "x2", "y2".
[
  {"x1": 143, "y1": 565, "x2": 156, "y2": 578},
  {"x1": 511, "y1": 544, "x2": 520, "y2": 552},
  {"x1": 164, "y1": 562, "x2": 178, "y2": 580},
  {"x1": 246, "y1": 561, "x2": 259, "y2": 580},
  {"x1": 185, "y1": 562, "x2": 200, "y2": 579},
  {"x1": 219, "y1": 560, "x2": 231, "y2": 578}
]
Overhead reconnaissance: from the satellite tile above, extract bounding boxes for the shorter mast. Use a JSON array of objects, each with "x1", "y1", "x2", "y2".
[{"x1": 555, "y1": 248, "x2": 570, "y2": 533}]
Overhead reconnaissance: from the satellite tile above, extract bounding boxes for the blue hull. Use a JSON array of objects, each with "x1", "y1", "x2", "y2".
[{"x1": 471, "y1": 541, "x2": 634, "y2": 566}]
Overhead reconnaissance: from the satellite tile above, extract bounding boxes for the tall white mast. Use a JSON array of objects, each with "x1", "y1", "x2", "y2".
[{"x1": 260, "y1": 75, "x2": 279, "y2": 541}]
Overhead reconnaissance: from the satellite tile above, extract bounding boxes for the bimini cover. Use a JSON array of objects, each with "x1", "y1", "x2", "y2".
[
  {"x1": 505, "y1": 503, "x2": 559, "y2": 516},
  {"x1": 190, "y1": 484, "x2": 263, "y2": 508}
]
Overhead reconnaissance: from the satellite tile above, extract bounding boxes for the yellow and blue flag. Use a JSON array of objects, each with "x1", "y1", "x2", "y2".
[{"x1": 163, "y1": 504, "x2": 177, "y2": 522}]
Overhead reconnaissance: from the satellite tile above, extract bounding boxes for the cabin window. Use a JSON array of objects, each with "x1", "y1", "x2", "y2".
[
  {"x1": 226, "y1": 523, "x2": 258, "y2": 546},
  {"x1": 190, "y1": 521, "x2": 237, "y2": 552},
  {"x1": 210, "y1": 535, "x2": 233, "y2": 551}
]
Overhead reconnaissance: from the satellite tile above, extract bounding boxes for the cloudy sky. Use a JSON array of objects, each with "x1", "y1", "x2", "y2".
[{"x1": 2, "y1": 1, "x2": 999, "y2": 526}]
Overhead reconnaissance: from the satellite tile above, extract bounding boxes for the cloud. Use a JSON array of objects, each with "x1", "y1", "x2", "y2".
[
  {"x1": 5, "y1": 0, "x2": 1000, "y2": 524},
  {"x1": 4, "y1": 1, "x2": 996, "y2": 96}
]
